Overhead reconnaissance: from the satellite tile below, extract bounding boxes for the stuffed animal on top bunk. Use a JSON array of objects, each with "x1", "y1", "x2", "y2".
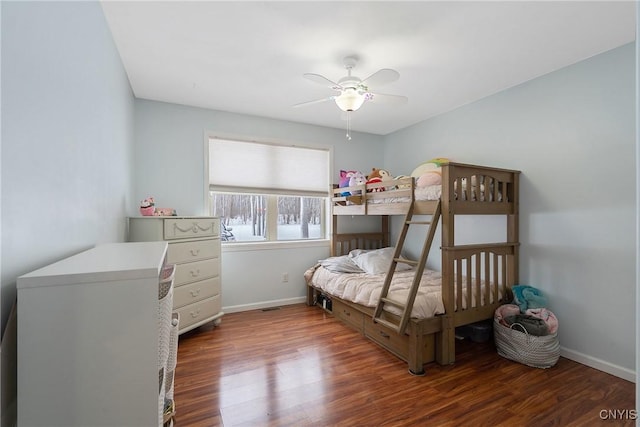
[
  {"x1": 409, "y1": 156, "x2": 487, "y2": 200},
  {"x1": 338, "y1": 170, "x2": 366, "y2": 196},
  {"x1": 393, "y1": 175, "x2": 413, "y2": 190},
  {"x1": 366, "y1": 167, "x2": 394, "y2": 192},
  {"x1": 348, "y1": 171, "x2": 367, "y2": 195},
  {"x1": 411, "y1": 157, "x2": 449, "y2": 187},
  {"x1": 339, "y1": 170, "x2": 354, "y2": 196}
]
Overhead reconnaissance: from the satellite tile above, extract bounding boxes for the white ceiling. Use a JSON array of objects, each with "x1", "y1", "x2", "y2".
[{"x1": 101, "y1": 1, "x2": 636, "y2": 136}]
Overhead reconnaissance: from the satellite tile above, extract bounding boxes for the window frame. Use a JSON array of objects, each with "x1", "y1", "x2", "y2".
[{"x1": 204, "y1": 132, "x2": 333, "y2": 248}]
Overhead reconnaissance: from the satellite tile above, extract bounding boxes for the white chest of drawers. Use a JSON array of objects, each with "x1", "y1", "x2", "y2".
[
  {"x1": 129, "y1": 216, "x2": 224, "y2": 334},
  {"x1": 17, "y1": 242, "x2": 170, "y2": 427}
]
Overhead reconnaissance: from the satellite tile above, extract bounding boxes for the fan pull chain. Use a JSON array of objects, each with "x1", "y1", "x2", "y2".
[{"x1": 346, "y1": 111, "x2": 352, "y2": 141}]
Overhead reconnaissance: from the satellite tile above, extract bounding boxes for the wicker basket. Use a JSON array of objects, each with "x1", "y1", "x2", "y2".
[
  {"x1": 164, "y1": 313, "x2": 180, "y2": 400},
  {"x1": 493, "y1": 318, "x2": 560, "y2": 369}
]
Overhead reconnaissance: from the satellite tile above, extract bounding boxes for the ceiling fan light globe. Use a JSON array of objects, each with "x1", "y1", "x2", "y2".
[{"x1": 335, "y1": 89, "x2": 366, "y2": 112}]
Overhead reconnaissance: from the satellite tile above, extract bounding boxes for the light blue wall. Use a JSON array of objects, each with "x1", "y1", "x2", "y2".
[
  {"x1": 1, "y1": 2, "x2": 135, "y2": 424},
  {"x1": 133, "y1": 99, "x2": 386, "y2": 309},
  {"x1": 384, "y1": 43, "x2": 637, "y2": 377},
  {"x1": 134, "y1": 99, "x2": 384, "y2": 216},
  {"x1": 1, "y1": 1, "x2": 135, "y2": 323}
]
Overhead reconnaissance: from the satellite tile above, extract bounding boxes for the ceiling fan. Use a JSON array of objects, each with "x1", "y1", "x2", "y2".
[{"x1": 295, "y1": 55, "x2": 408, "y2": 139}]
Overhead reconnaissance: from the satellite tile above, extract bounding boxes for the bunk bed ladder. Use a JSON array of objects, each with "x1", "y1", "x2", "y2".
[{"x1": 373, "y1": 200, "x2": 442, "y2": 334}]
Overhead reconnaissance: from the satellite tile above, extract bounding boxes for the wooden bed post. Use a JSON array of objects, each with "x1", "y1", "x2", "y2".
[
  {"x1": 438, "y1": 164, "x2": 457, "y2": 365},
  {"x1": 306, "y1": 285, "x2": 317, "y2": 306},
  {"x1": 440, "y1": 164, "x2": 455, "y2": 248},
  {"x1": 435, "y1": 315, "x2": 455, "y2": 365},
  {"x1": 381, "y1": 215, "x2": 390, "y2": 248},
  {"x1": 331, "y1": 215, "x2": 339, "y2": 256},
  {"x1": 507, "y1": 173, "x2": 520, "y2": 289},
  {"x1": 408, "y1": 321, "x2": 425, "y2": 375}
]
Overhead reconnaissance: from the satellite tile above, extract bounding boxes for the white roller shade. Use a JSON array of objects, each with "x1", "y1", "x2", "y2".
[{"x1": 209, "y1": 138, "x2": 330, "y2": 196}]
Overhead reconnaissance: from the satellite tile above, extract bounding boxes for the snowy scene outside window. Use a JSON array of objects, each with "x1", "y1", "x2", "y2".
[{"x1": 211, "y1": 193, "x2": 327, "y2": 242}]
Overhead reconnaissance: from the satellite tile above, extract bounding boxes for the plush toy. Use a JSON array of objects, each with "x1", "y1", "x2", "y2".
[
  {"x1": 394, "y1": 175, "x2": 411, "y2": 190},
  {"x1": 139, "y1": 197, "x2": 155, "y2": 216},
  {"x1": 339, "y1": 170, "x2": 356, "y2": 196},
  {"x1": 366, "y1": 168, "x2": 394, "y2": 192},
  {"x1": 347, "y1": 171, "x2": 366, "y2": 195},
  {"x1": 339, "y1": 170, "x2": 353, "y2": 188},
  {"x1": 411, "y1": 157, "x2": 449, "y2": 187},
  {"x1": 153, "y1": 207, "x2": 177, "y2": 216},
  {"x1": 366, "y1": 176, "x2": 383, "y2": 192},
  {"x1": 378, "y1": 169, "x2": 394, "y2": 182}
]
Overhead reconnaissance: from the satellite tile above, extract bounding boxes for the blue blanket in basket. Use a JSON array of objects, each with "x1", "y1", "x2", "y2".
[{"x1": 512, "y1": 285, "x2": 547, "y2": 312}]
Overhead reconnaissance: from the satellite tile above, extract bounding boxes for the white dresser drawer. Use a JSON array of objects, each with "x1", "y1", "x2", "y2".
[
  {"x1": 164, "y1": 218, "x2": 219, "y2": 240},
  {"x1": 167, "y1": 240, "x2": 220, "y2": 264},
  {"x1": 176, "y1": 295, "x2": 221, "y2": 331},
  {"x1": 128, "y1": 216, "x2": 223, "y2": 335},
  {"x1": 173, "y1": 259, "x2": 219, "y2": 286},
  {"x1": 173, "y1": 277, "x2": 220, "y2": 309}
]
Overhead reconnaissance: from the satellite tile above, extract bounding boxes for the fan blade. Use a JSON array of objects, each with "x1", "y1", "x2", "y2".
[
  {"x1": 361, "y1": 69, "x2": 400, "y2": 87},
  {"x1": 303, "y1": 73, "x2": 342, "y2": 90},
  {"x1": 293, "y1": 95, "x2": 337, "y2": 108},
  {"x1": 366, "y1": 92, "x2": 408, "y2": 105}
]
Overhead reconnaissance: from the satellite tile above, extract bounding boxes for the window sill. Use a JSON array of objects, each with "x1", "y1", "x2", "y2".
[{"x1": 221, "y1": 239, "x2": 330, "y2": 253}]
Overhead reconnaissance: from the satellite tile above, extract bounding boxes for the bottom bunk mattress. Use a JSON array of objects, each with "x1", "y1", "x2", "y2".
[
  {"x1": 305, "y1": 263, "x2": 444, "y2": 319},
  {"x1": 304, "y1": 247, "x2": 503, "y2": 320}
]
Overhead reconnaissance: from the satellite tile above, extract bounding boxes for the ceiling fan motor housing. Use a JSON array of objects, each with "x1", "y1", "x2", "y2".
[{"x1": 337, "y1": 76, "x2": 366, "y2": 92}]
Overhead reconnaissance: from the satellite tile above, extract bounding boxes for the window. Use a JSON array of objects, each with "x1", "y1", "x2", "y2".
[{"x1": 208, "y1": 137, "x2": 330, "y2": 243}]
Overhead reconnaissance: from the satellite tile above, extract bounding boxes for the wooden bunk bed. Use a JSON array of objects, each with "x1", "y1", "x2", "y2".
[{"x1": 305, "y1": 162, "x2": 520, "y2": 375}]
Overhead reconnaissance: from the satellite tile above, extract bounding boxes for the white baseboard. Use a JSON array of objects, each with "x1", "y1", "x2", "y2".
[
  {"x1": 223, "y1": 297, "x2": 307, "y2": 314},
  {"x1": 560, "y1": 346, "x2": 636, "y2": 383}
]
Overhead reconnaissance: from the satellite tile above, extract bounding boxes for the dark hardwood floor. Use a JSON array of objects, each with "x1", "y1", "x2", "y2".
[{"x1": 172, "y1": 304, "x2": 635, "y2": 426}]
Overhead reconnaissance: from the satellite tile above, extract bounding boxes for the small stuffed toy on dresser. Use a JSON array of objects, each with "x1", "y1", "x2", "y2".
[{"x1": 139, "y1": 197, "x2": 155, "y2": 216}]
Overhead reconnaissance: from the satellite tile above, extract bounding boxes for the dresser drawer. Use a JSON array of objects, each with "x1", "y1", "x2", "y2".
[
  {"x1": 173, "y1": 259, "x2": 219, "y2": 286},
  {"x1": 164, "y1": 218, "x2": 220, "y2": 240},
  {"x1": 364, "y1": 317, "x2": 408, "y2": 360},
  {"x1": 175, "y1": 295, "x2": 221, "y2": 331},
  {"x1": 167, "y1": 239, "x2": 220, "y2": 264},
  {"x1": 333, "y1": 300, "x2": 364, "y2": 333},
  {"x1": 173, "y1": 277, "x2": 220, "y2": 309}
]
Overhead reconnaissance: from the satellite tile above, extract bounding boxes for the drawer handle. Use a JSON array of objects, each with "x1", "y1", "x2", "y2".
[
  {"x1": 190, "y1": 269, "x2": 200, "y2": 277},
  {"x1": 190, "y1": 289, "x2": 201, "y2": 297},
  {"x1": 343, "y1": 310, "x2": 350, "y2": 316},
  {"x1": 174, "y1": 223, "x2": 214, "y2": 234},
  {"x1": 190, "y1": 249, "x2": 200, "y2": 256},
  {"x1": 379, "y1": 331, "x2": 390, "y2": 339},
  {"x1": 190, "y1": 309, "x2": 201, "y2": 319}
]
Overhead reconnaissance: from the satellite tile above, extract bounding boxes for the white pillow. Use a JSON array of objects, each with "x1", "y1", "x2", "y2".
[
  {"x1": 350, "y1": 247, "x2": 413, "y2": 275},
  {"x1": 319, "y1": 255, "x2": 364, "y2": 274}
]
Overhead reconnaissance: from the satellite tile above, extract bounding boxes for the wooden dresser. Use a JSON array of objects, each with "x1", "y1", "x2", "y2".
[{"x1": 129, "y1": 216, "x2": 223, "y2": 334}]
